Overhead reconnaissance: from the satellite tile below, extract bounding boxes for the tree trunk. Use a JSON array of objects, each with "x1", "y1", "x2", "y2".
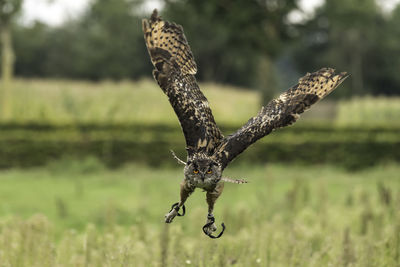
[{"x1": 1, "y1": 24, "x2": 15, "y2": 120}]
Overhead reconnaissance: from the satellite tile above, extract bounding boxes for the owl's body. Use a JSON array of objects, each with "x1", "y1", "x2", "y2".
[{"x1": 142, "y1": 10, "x2": 348, "y2": 238}]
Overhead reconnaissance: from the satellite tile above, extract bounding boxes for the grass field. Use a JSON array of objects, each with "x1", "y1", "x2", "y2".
[
  {"x1": 7, "y1": 79, "x2": 259, "y2": 126},
  {"x1": 0, "y1": 161, "x2": 399, "y2": 266},
  {"x1": 4, "y1": 78, "x2": 400, "y2": 126},
  {"x1": 1, "y1": 79, "x2": 399, "y2": 265}
]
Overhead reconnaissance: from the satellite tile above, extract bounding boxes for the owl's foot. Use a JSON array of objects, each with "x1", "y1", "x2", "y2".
[
  {"x1": 165, "y1": 202, "x2": 185, "y2": 223},
  {"x1": 202, "y1": 214, "x2": 225, "y2": 239}
]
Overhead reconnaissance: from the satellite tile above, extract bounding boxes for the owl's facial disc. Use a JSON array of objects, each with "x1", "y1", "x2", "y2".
[{"x1": 184, "y1": 158, "x2": 221, "y2": 189}]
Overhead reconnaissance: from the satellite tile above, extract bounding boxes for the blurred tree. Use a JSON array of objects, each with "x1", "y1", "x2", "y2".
[
  {"x1": 66, "y1": 0, "x2": 151, "y2": 80},
  {"x1": 0, "y1": 0, "x2": 22, "y2": 119},
  {"x1": 13, "y1": 22, "x2": 49, "y2": 77},
  {"x1": 8, "y1": 0, "x2": 400, "y2": 98},
  {"x1": 12, "y1": 0, "x2": 298, "y2": 97},
  {"x1": 367, "y1": 4, "x2": 400, "y2": 95},
  {"x1": 294, "y1": 0, "x2": 400, "y2": 97},
  {"x1": 162, "y1": 0, "x2": 298, "y2": 104},
  {"x1": 13, "y1": 0, "x2": 152, "y2": 80}
]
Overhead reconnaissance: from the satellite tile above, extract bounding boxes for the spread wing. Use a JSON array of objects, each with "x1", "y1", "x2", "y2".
[
  {"x1": 142, "y1": 10, "x2": 223, "y2": 157},
  {"x1": 212, "y1": 68, "x2": 349, "y2": 169}
]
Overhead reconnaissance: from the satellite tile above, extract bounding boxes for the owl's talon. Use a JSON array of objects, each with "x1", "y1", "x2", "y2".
[
  {"x1": 170, "y1": 202, "x2": 185, "y2": 216},
  {"x1": 165, "y1": 209, "x2": 177, "y2": 223},
  {"x1": 165, "y1": 202, "x2": 185, "y2": 223},
  {"x1": 202, "y1": 214, "x2": 225, "y2": 239}
]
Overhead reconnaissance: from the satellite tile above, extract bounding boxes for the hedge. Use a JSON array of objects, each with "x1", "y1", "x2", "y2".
[{"x1": 0, "y1": 123, "x2": 399, "y2": 169}]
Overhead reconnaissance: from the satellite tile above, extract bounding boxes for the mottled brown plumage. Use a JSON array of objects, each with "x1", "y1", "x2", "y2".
[
  {"x1": 143, "y1": 9, "x2": 223, "y2": 157},
  {"x1": 142, "y1": 10, "x2": 348, "y2": 238},
  {"x1": 212, "y1": 68, "x2": 348, "y2": 169}
]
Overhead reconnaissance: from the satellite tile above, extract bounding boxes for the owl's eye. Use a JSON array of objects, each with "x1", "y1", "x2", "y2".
[
  {"x1": 193, "y1": 170, "x2": 199, "y2": 174},
  {"x1": 207, "y1": 170, "x2": 212, "y2": 174}
]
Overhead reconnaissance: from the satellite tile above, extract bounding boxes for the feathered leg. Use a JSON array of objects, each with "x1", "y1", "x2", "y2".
[
  {"x1": 203, "y1": 182, "x2": 225, "y2": 238},
  {"x1": 165, "y1": 180, "x2": 194, "y2": 223}
]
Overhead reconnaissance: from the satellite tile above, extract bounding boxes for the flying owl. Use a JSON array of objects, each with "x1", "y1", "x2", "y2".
[{"x1": 142, "y1": 10, "x2": 348, "y2": 238}]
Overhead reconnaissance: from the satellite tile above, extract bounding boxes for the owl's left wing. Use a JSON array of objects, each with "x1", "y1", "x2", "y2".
[
  {"x1": 142, "y1": 10, "x2": 223, "y2": 157},
  {"x1": 212, "y1": 68, "x2": 348, "y2": 169}
]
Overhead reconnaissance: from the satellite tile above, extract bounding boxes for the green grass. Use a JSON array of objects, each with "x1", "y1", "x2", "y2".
[
  {"x1": 0, "y1": 161, "x2": 399, "y2": 266},
  {"x1": 4, "y1": 78, "x2": 400, "y2": 126},
  {"x1": 1, "y1": 78, "x2": 400, "y2": 265},
  {"x1": 336, "y1": 96, "x2": 400, "y2": 126},
  {"x1": 7, "y1": 78, "x2": 259, "y2": 126}
]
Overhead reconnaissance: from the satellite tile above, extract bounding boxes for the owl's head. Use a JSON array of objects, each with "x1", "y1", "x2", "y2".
[{"x1": 184, "y1": 156, "x2": 222, "y2": 189}]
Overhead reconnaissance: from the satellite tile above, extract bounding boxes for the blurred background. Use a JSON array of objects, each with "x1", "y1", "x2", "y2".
[{"x1": 0, "y1": 0, "x2": 399, "y2": 266}]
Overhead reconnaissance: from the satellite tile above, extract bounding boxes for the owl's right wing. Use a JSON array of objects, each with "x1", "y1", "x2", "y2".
[
  {"x1": 142, "y1": 10, "x2": 223, "y2": 157},
  {"x1": 212, "y1": 68, "x2": 348, "y2": 169}
]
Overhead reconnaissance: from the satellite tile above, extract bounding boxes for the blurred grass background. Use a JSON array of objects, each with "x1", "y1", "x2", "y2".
[
  {"x1": 0, "y1": 0, "x2": 400, "y2": 266},
  {"x1": 0, "y1": 79, "x2": 399, "y2": 171},
  {"x1": 4, "y1": 79, "x2": 259, "y2": 125},
  {"x1": 4, "y1": 78, "x2": 400, "y2": 126},
  {"x1": 0, "y1": 162, "x2": 399, "y2": 266},
  {"x1": 0, "y1": 79, "x2": 399, "y2": 266}
]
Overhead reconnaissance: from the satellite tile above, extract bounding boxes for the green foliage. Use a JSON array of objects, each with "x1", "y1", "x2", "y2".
[
  {"x1": 11, "y1": 0, "x2": 300, "y2": 93},
  {"x1": 12, "y1": 0, "x2": 152, "y2": 80},
  {"x1": 0, "y1": 79, "x2": 399, "y2": 170},
  {"x1": 13, "y1": 22, "x2": 49, "y2": 76},
  {"x1": 162, "y1": 0, "x2": 297, "y2": 87},
  {"x1": 74, "y1": 0, "x2": 150, "y2": 80},
  {"x1": 293, "y1": 0, "x2": 400, "y2": 96},
  {"x1": 0, "y1": 0, "x2": 22, "y2": 25},
  {"x1": 2, "y1": 0, "x2": 400, "y2": 99},
  {"x1": 7, "y1": 0, "x2": 400, "y2": 98},
  {"x1": 0, "y1": 163, "x2": 399, "y2": 265},
  {"x1": 0, "y1": 123, "x2": 399, "y2": 170}
]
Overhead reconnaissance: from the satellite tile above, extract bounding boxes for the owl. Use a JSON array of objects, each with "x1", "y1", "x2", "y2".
[{"x1": 142, "y1": 10, "x2": 348, "y2": 238}]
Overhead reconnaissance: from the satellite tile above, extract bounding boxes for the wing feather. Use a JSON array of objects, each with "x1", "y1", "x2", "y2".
[
  {"x1": 212, "y1": 68, "x2": 349, "y2": 169},
  {"x1": 142, "y1": 10, "x2": 223, "y2": 157}
]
